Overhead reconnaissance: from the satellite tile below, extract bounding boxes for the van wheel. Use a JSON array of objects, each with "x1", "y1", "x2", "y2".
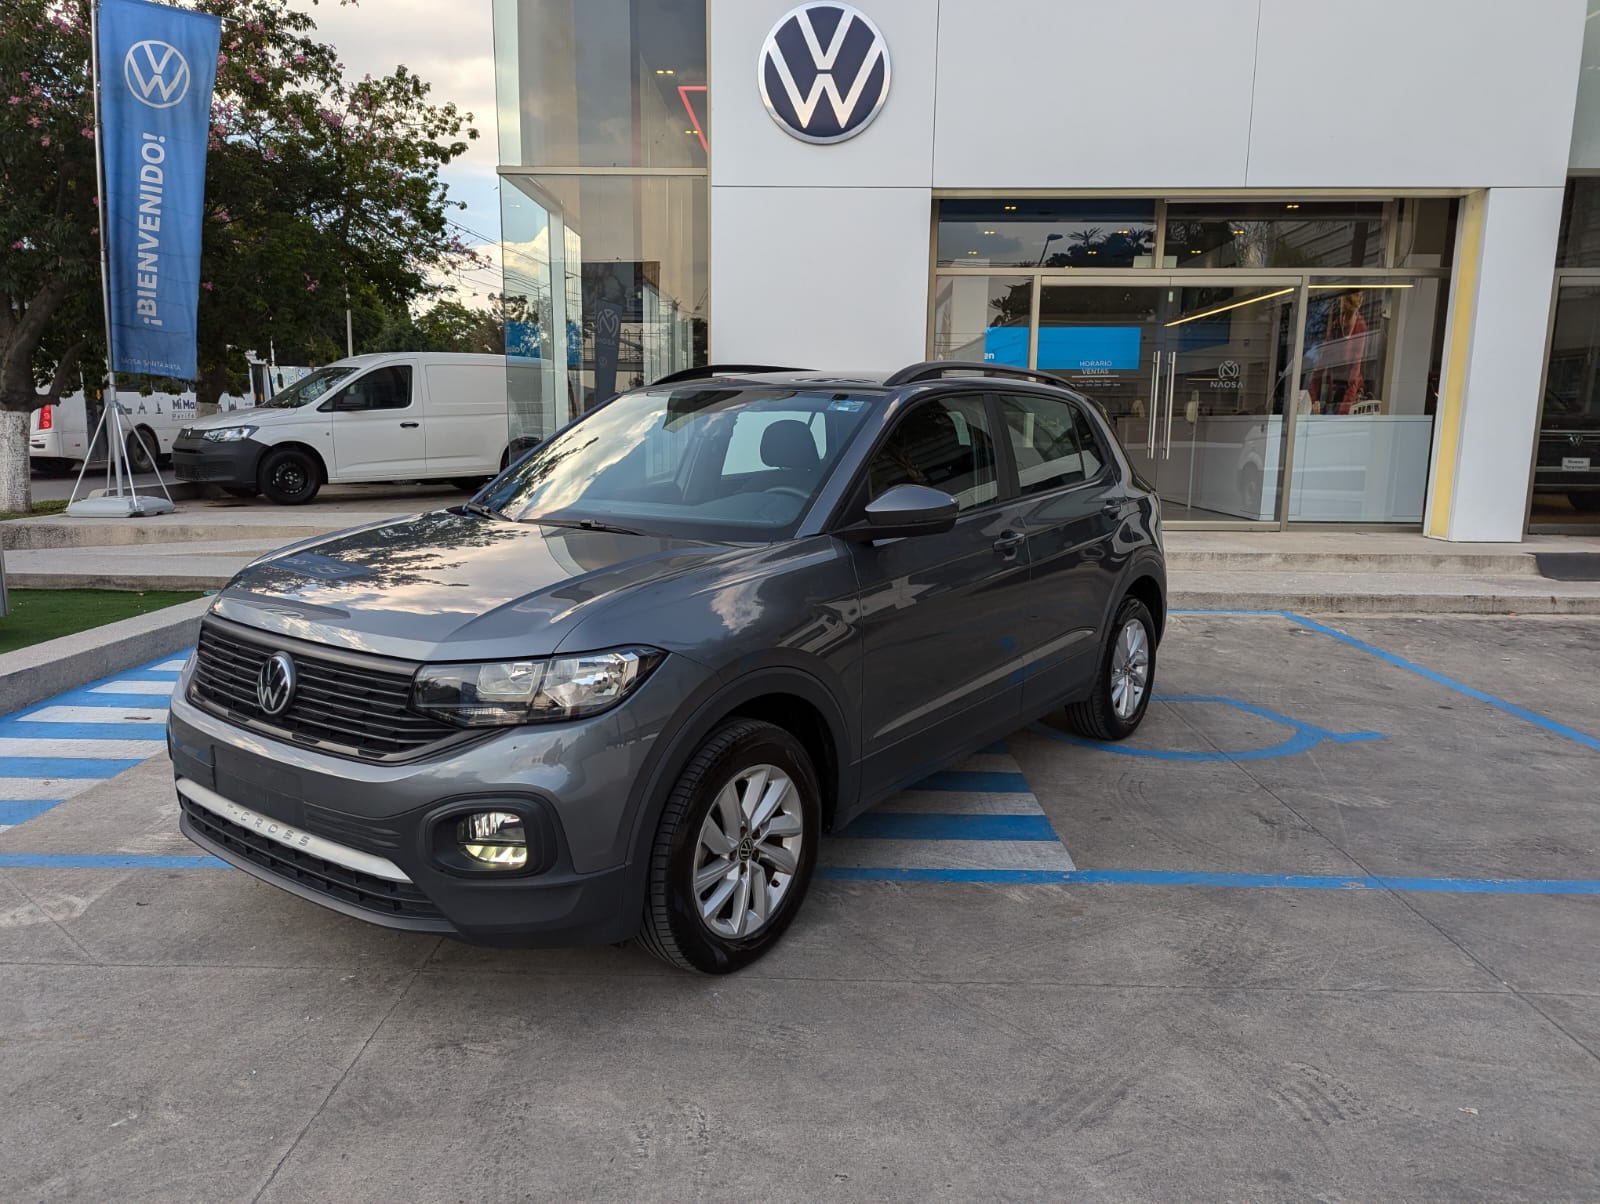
[
  {"x1": 125, "y1": 428, "x2": 157, "y2": 474},
  {"x1": 258, "y1": 448, "x2": 321, "y2": 505},
  {"x1": 1064, "y1": 596, "x2": 1156, "y2": 741},
  {"x1": 639, "y1": 719, "x2": 820, "y2": 974}
]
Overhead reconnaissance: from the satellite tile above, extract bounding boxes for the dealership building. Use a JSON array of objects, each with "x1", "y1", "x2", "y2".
[{"x1": 492, "y1": 0, "x2": 1600, "y2": 540}]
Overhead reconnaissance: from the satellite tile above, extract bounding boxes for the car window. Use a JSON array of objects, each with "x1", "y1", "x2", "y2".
[
  {"x1": 867, "y1": 395, "x2": 998, "y2": 511},
  {"x1": 477, "y1": 386, "x2": 877, "y2": 541},
  {"x1": 336, "y1": 366, "x2": 412, "y2": 412},
  {"x1": 997, "y1": 391, "x2": 1105, "y2": 495}
]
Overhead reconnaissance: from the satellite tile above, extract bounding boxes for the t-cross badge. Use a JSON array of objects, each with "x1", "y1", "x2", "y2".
[{"x1": 169, "y1": 362, "x2": 1166, "y2": 973}]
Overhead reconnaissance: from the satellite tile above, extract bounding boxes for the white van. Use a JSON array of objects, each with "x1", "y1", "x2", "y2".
[
  {"x1": 171, "y1": 352, "x2": 512, "y2": 504},
  {"x1": 30, "y1": 387, "x2": 254, "y2": 475}
]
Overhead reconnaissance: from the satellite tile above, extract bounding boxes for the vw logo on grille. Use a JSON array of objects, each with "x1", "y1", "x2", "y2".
[
  {"x1": 257, "y1": 651, "x2": 297, "y2": 717},
  {"x1": 759, "y1": 3, "x2": 891, "y2": 144},
  {"x1": 124, "y1": 40, "x2": 192, "y2": 110}
]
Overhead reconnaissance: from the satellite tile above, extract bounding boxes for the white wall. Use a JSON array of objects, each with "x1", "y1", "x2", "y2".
[
  {"x1": 710, "y1": 186, "x2": 932, "y2": 367},
  {"x1": 1428, "y1": 187, "x2": 1569, "y2": 542}
]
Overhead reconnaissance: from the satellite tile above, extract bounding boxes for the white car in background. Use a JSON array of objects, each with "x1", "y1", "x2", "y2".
[{"x1": 29, "y1": 387, "x2": 255, "y2": 475}]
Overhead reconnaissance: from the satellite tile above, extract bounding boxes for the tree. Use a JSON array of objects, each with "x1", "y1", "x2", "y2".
[
  {"x1": 0, "y1": 0, "x2": 481, "y2": 510},
  {"x1": 370, "y1": 298, "x2": 502, "y2": 354}
]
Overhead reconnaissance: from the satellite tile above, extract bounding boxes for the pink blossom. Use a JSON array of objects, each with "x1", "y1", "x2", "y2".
[
  {"x1": 201, "y1": 281, "x2": 214, "y2": 291},
  {"x1": 18, "y1": 72, "x2": 28, "y2": 82},
  {"x1": 217, "y1": 52, "x2": 229, "y2": 65},
  {"x1": 40, "y1": 135, "x2": 50, "y2": 147},
  {"x1": 10, "y1": 240, "x2": 24, "y2": 250},
  {"x1": 27, "y1": 115, "x2": 41, "y2": 128},
  {"x1": 248, "y1": 70, "x2": 265, "y2": 84},
  {"x1": 81, "y1": 127, "x2": 93, "y2": 138},
  {"x1": 293, "y1": 53, "x2": 305, "y2": 65},
  {"x1": 7, "y1": 97, "x2": 20, "y2": 105}
]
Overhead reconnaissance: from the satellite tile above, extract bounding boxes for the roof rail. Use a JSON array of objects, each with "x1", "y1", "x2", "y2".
[
  {"x1": 882, "y1": 361, "x2": 1069, "y2": 388},
  {"x1": 650, "y1": 364, "x2": 809, "y2": 386}
]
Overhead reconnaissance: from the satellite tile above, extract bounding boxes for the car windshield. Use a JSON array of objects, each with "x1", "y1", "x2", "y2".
[
  {"x1": 477, "y1": 385, "x2": 879, "y2": 541},
  {"x1": 265, "y1": 366, "x2": 355, "y2": 408}
]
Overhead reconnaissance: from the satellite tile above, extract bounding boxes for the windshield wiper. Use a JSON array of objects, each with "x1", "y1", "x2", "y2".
[
  {"x1": 462, "y1": 500, "x2": 508, "y2": 521},
  {"x1": 533, "y1": 516, "x2": 646, "y2": 536}
]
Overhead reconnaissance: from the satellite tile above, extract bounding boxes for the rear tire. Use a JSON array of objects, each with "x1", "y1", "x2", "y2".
[
  {"x1": 258, "y1": 448, "x2": 321, "y2": 505},
  {"x1": 1064, "y1": 596, "x2": 1156, "y2": 741},
  {"x1": 639, "y1": 719, "x2": 820, "y2": 974},
  {"x1": 125, "y1": 428, "x2": 157, "y2": 474}
]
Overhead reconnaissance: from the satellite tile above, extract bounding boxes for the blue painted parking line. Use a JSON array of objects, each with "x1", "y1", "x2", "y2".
[
  {"x1": 0, "y1": 653, "x2": 185, "y2": 833},
  {"x1": 914, "y1": 770, "x2": 1031, "y2": 793},
  {"x1": 0, "y1": 801, "x2": 61, "y2": 827},
  {"x1": 836, "y1": 813, "x2": 1059, "y2": 842},
  {"x1": 1173, "y1": 609, "x2": 1600, "y2": 754},
  {"x1": 0, "y1": 852, "x2": 227, "y2": 870},
  {"x1": 1035, "y1": 694, "x2": 1384, "y2": 762}
]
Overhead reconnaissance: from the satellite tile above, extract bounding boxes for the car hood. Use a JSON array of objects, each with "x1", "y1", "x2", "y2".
[
  {"x1": 184, "y1": 406, "x2": 304, "y2": 433},
  {"x1": 210, "y1": 509, "x2": 746, "y2": 661}
]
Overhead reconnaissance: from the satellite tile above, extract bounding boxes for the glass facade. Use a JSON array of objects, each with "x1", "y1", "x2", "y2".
[
  {"x1": 1534, "y1": 179, "x2": 1600, "y2": 526},
  {"x1": 930, "y1": 197, "x2": 1456, "y2": 524},
  {"x1": 493, "y1": 0, "x2": 708, "y2": 447}
]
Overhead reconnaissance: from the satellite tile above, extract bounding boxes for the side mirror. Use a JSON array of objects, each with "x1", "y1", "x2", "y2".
[{"x1": 840, "y1": 483, "x2": 959, "y2": 542}]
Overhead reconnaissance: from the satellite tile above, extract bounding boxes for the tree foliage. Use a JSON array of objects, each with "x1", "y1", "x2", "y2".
[{"x1": 0, "y1": 0, "x2": 483, "y2": 422}]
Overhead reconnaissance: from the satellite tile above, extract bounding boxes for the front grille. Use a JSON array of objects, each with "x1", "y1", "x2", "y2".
[
  {"x1": 182, "y1": 796, "x2": 446, "y2": 923},
  {"x1": 191, "y1": 621, "x2": 462, "y2": 761}
]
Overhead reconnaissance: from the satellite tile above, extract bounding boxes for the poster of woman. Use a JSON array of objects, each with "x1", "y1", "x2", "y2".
[{"x1": 1307, "y1": 289, "x2": 1370, "y2": 414}]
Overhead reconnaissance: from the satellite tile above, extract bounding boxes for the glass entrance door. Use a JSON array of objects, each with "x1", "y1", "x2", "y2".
[{"x1": 1039, "y1": 280, "x2": 1301, "y2": 523}]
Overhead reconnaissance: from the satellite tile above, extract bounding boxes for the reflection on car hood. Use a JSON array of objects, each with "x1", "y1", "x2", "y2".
[{"x1": 210, "y1": 509, "x2": 744, "y2": 660}]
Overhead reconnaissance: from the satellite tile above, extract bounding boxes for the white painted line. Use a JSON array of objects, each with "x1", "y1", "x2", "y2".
[
  {"x1": 152, "y1": 660, "x2": 188, "y2": 672},
  {"x1": 21, "y1": 706, "x2": 169, "y2": 725},
  {"x1": 874, "y1": 790, "x2": 1046, "y2": 816},
  {"x1": 0, "y1": 737, "x2": 162, "y2": 759},
  {"x1": 91, "y1": 681, "x2": 177, "y2": 696},
  {"x1": 819, "y1": 838, "x2": 1075, "y2": 872},
  {"x1": 0, "y1": 778, "x2": 102, "y2": 800}
]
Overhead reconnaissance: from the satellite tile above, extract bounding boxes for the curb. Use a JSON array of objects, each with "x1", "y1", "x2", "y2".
[
  {"x1": 1168, "y1": 589, "x2": 1600, "y2": 616},
  {"x1": 0, "y1": 595, "x2": 212, "y2": 715},
  {"x1": 8, "y1": 572, "x2": 236, "y2": 592}
]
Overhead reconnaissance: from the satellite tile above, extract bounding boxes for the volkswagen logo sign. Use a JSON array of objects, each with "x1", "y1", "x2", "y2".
[
  {"x1": 124, "y1": 40, "x2": 192, "y2": 110},
  {"x1": 257, "y1": 651, "x2": 297, "y2": 717},
  {"x1": 759, "y1": 3, "x2": 891, "y2": 144}
]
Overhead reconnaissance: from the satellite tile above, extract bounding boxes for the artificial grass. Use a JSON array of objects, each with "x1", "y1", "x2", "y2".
[
  {"x1": 0, "y1": 499, "x2": 69, "y2": 521},
  {"x1": 0, "y1": 589, "x2": 203, "y2": 655}
]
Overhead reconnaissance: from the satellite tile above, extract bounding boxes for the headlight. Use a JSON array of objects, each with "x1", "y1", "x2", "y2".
[
  {"x1": 413, "y1": 647, "x2": 663, "y2": 727},
  {"x1": 203, "y1": 425, "x2": 257, "y2": 442}
]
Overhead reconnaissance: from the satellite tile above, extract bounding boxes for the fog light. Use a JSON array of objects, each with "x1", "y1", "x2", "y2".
[{"x1": 457, "y1": 811, "x2": 528, "y2": 870}]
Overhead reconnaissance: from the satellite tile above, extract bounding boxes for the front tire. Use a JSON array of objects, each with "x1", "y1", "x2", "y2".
[
  {"x1": 1064, "y1": 596, "x2": 1156, "y2": 741},
  {"x1": 639, "y1": 719, "x2": 820, "y2": 974},
  {"x1": 258, "y1": 448, "x2": 321, "y2": 505}
]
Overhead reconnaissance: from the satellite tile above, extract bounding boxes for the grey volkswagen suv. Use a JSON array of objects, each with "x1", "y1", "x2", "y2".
[{"x1": 168, "y1": 362, "x2": 1166, "y2": 973}]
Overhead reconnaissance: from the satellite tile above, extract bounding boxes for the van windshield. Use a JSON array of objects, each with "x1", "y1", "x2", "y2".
[
  {"x1": 476, "y1": 385, "x2": 879, "y2": 542},
  {"x1": 265, "y1": 366, "x2": 355, "y2": 408}
]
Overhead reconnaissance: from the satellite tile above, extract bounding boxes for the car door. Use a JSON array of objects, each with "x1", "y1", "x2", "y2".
[
  {"x1": 846, "y1": 391, "x2": 1035, "y2": 798},
  {"x1": 328, "y1": 363, "x2": 427, "y2": 480},
  {"x1": 992, "y1": 391, "x2": 1125, "y2": 712},
  {"x1": 423, "y1": 361, "x2": 505, "y2": 478}
]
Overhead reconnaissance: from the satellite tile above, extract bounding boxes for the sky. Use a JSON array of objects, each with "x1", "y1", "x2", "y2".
[{"x1": 288, "y1": 0, "x2": 503, "y2": 308}]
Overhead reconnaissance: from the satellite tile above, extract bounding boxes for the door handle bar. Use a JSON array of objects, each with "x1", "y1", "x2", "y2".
[
  {"x1": 1147, "y1": 351, "x2": 1160, "y2": 457},
  {"x1": 399, "y1": 421, "x2": 420, "y2": 428},
  {"x1": 1164, "y1": 350, "x2": 1177, "y2": 461}
]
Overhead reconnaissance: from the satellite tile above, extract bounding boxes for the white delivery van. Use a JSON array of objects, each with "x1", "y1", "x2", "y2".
[
  {"x1": 30, "y1": 387, "x2": 254, "y2": 475},
  {"x1": 170, "y1": 352, "x2": 512, "y2": 504}
]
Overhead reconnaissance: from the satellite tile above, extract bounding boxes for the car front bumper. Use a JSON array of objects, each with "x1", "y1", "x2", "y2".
[
  {"x1": 171, "y1": 435, "x2": 268, "y2": 486},
  {"x1": 166, "y1": 654, "x2": 704, "y2": 946}
]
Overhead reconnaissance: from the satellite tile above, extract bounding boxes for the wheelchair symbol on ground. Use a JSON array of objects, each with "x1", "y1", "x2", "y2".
[{"x1": 1034, "y1": 694, "x2": 1384, "y2": 762}]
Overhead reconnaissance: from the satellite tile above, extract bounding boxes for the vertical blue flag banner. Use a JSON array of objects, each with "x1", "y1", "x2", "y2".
[{"x1": 98, "y1": 0, "x2": 221, "y2": 380}]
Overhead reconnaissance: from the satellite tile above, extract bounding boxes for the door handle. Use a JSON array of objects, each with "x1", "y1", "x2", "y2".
[
  {"x1": 1164, "y1": 350, "x2": 1177, "y2": 460},
  {"x1": 399, "y1": 421, "x2": 420, "y2": 428},
  {"x1": 1147, "y1": 351, "x2": 1161, "y2": 457},
  {"x1": 1102, "y1": 497, "x2": 1123, "y2": 515},
  {"x1": 993, "y1": 529, "x2": 1025, "y2": 555}
]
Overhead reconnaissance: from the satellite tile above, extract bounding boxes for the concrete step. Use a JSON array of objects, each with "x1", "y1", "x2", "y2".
[
  {"x1": 1172, "y1": 570, "x2": 1600, "y2": 615},
  {"x1": 1164, "y1": 549, "x2": 1540, "y2": 575}
]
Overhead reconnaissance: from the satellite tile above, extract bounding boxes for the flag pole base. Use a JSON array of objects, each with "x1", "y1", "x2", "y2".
[{"x1": 65, "y1": 495, "x2": 177, "y2": 518}]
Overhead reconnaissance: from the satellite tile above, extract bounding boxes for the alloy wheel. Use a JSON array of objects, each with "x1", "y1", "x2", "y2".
[
  {"x1": 1110, "y1": 618, "x2": 1150, "y2": 720},
  {"x1": 692, "y1": 763, "x2": 804, "y2": 939}
]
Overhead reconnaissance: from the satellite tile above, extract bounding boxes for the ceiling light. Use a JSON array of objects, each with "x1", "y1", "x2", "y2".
[
  {"x1": 1231, "y1": 229, "x2": 1246, "y2": 236},
  {"x1": 1116, "y1": 229, "x2": 1130, "y2": 235},
  {"x1": 1191, "y1": 249, "x2": 1202, "y2": 254},
  {"x1": 1286, "y1": 203, "x2": 1301, "y2": 210},
  {"x1": 1003, "y1": 205, "x2": 1017, "y2": 211},
  {"x1": 966, "y1": 250, "x2": 978, "y2": 255},
  {"x1": 1087, "y1": 250, "x2": 1097, "y2": 255},
  {"x1": 982, "y1": 229, "x2": 996, "y2": 235}
]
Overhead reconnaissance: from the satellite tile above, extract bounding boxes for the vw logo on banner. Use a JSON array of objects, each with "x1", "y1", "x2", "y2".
[
  {"x1": 124, "y1": 39, "x2": 192, "y2": 109},
  {"x1": 759, "y1": 3, "x2": 891, "y2": 144}
]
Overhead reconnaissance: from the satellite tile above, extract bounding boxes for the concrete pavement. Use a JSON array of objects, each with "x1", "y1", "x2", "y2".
[{"x1": 3, "y1": 613, "x2": 1600, "y2": 1198}]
